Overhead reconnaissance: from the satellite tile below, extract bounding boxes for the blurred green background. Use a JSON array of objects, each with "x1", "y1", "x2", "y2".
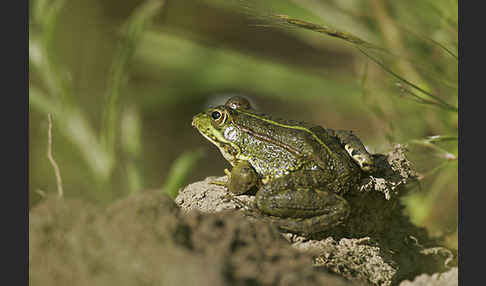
[{"x1": 29, "y1": 0, "x2": 458, "y2": 249}]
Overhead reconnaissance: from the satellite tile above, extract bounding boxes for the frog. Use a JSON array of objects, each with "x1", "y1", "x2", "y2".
[{"x1": 192, "y1": 96, "x2": 375, "y2": 235}]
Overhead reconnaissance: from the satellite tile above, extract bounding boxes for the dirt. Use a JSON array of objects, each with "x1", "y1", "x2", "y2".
[
  {"x1": 398, "y1": 267, "x2": 458, "y2": 286},
  {"x1": 176, "y1": 144, "x2": 457, "y2": 285},
  {"x1": 30, "y1": 191, "x2": 352, "y2": 286},
  {"x1": 30, "y1": 145, "x2": 457, "y2": 286}
]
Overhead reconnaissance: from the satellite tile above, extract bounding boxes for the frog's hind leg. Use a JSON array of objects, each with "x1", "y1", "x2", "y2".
[
  {"x1": 269, "y1": 208, "x2": 349, "y2": 235},
  {"x1": 255, "y1": 174, "x2": 351, "y2": 235}
]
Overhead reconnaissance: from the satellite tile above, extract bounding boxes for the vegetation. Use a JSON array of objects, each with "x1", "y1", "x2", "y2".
[{"x1": 29, "y1": 0, "x2": 458, "y2": 249}]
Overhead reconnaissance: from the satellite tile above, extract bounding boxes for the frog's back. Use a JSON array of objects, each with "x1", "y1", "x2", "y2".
[
  {"x1": 234, "y1": 109, "x2": 357, "y2": 172},
  {"x1": 252, "y1": 115, "x2": 362, "y2": 193},
  {"x1": 232, "y1": 110, "x2": 318, "y2": 155}
]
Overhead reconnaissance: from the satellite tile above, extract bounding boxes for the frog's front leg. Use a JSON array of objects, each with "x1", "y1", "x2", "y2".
[
  {"x1": 227, "y1": 161, "x2": 259, "y2": 195},
  {"x1": 328, "y1": 129, "x2": 375, "y2": 172},
  {"x1": 255, "y1": 171, "x2": 350, "y2": 235},
  {"x1": 210, "y1": 161, "x2": 259, "y2": 194}
]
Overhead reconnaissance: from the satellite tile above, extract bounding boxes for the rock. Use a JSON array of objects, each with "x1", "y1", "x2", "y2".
[
  {"x1": 29, "y1": 145, "x2": 454, "y2": 286},
  {"x1": 399, "y1": 267, "x2": 458, "y2": 286},
  {"x1": 29, "y1": 193, "x2": 222, "y2": 286},
  {"x1": 175, "y1": 144, "x2": 455, "y2": 285},
  {"x1": 30, "y1": 191, "x2": 352, "y2": 286},
  {"x1": 175, "y1": 176, "x2": 253, "y2": 214},
  {"x1": 291, "y1": 237, "x2": 396, "y2": 286}
]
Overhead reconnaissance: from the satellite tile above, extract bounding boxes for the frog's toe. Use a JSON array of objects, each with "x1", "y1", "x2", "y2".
[{"x1": 209, "y1": 178, "x2": 228, "y2": 187}]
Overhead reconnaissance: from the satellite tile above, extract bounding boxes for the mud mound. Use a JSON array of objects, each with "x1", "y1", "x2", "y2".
[
  {"x1": 29, "y1": 191, "x2": 351, "y2": 286},
  {"x1": 30, "y1": 145, "x2": 456, "y2": 286},
  {"x1": 399, "y1": 267, "x2": 458, "y2": 286},
  {"x1": 176, "y1": 145, "x2": 456, "y2": 285}
]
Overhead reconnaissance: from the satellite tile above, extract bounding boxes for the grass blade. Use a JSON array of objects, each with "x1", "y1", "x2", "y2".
[
  {"x1": 162, "y1": 149, "x2": 205, "y2": 199},
  {"x1": 101, "y1": 0, "x2": 166, "y2": 171}
]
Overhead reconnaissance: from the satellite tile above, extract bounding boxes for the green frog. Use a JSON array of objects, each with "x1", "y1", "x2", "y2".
[{"x1": 192, "y1": 96, "x2": 375, "y2": 235}]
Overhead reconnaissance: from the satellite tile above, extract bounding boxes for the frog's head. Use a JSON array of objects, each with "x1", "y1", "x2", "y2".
[{"x1": 192, "y1": 96, "x2": 253, "y2": 165}]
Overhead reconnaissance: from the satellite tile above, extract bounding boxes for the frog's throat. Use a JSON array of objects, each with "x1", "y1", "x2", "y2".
[
  {"x1": 196, "y1": 127, "x2": 244, "y2": 166},
  {"x1": 237, "y1": 109, "x2": 336, "y2": 159}
]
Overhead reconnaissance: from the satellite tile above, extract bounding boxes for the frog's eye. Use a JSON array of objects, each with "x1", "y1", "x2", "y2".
[
  {"x1": 211, "y1": 109, "x2": 227, "y2": 125},
  {"x1": 211, "y1": 111, "x2": 221, "y2": 120}
]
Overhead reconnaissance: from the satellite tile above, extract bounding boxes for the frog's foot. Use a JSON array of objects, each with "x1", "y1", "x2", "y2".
[
  {"x1": 230, "y1": 195, "x2": 266, "y2": 220},
  {"x1": 268, "y1": 211, "x2": 349, "y2": 235},
  {"x1": 208, "y1": 169, "x2": 231, "y2": 187},
  {"x1": 228, "y1": 194, "x2": 248, "y2": 209},
  {"x1": 240, "y1": 202, "x2": 350, "y2": 236},
  {"x1": 209, "y1": 180, "x2": 228, "y2": 187},
  {"x1": 209, "y1": 180, "x2": 227, "y2": 187},
  {"x1": 255, "y1": 175, "x2": 351, "y2": 235},
  {"x1": 241, "y1": 205, "x2": 270, "y2": 223}
]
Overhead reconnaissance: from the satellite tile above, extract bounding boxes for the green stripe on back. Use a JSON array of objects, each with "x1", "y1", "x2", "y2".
[{"x1": 238, "y1": 109, "x2": 336, "y2": 158}]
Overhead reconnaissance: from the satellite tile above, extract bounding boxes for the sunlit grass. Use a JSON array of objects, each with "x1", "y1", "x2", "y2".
[
  {"x1": 29, "y1": 0, "x2": 457, "y2": 250},
  {"x1": 163, "y1": 149, "x2": 206, "y2": 198},
  {"x1": 231, "y1": 0, "x2": 458, "y2": 249},
  {"x1": 29, "y1": 0, "x2": 166, "y2": 192}
]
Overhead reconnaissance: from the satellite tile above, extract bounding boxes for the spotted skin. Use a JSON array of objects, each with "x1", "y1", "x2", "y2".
[
  {"x1": 326, "y1": 129, "x2": 375, "y2": 173},
  {"x1": 192, "y1": 96, "x2": 374, "y2": 235}
]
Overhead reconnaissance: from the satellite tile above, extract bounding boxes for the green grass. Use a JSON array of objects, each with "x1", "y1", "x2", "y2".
[{"x1": 29, "y1": 0, "x2": 458, "y2": 249}]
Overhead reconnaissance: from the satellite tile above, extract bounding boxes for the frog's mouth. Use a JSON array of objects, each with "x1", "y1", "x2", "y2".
[{"x1": 192, "y1": 114, "x2": 239, "y2": 165}]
